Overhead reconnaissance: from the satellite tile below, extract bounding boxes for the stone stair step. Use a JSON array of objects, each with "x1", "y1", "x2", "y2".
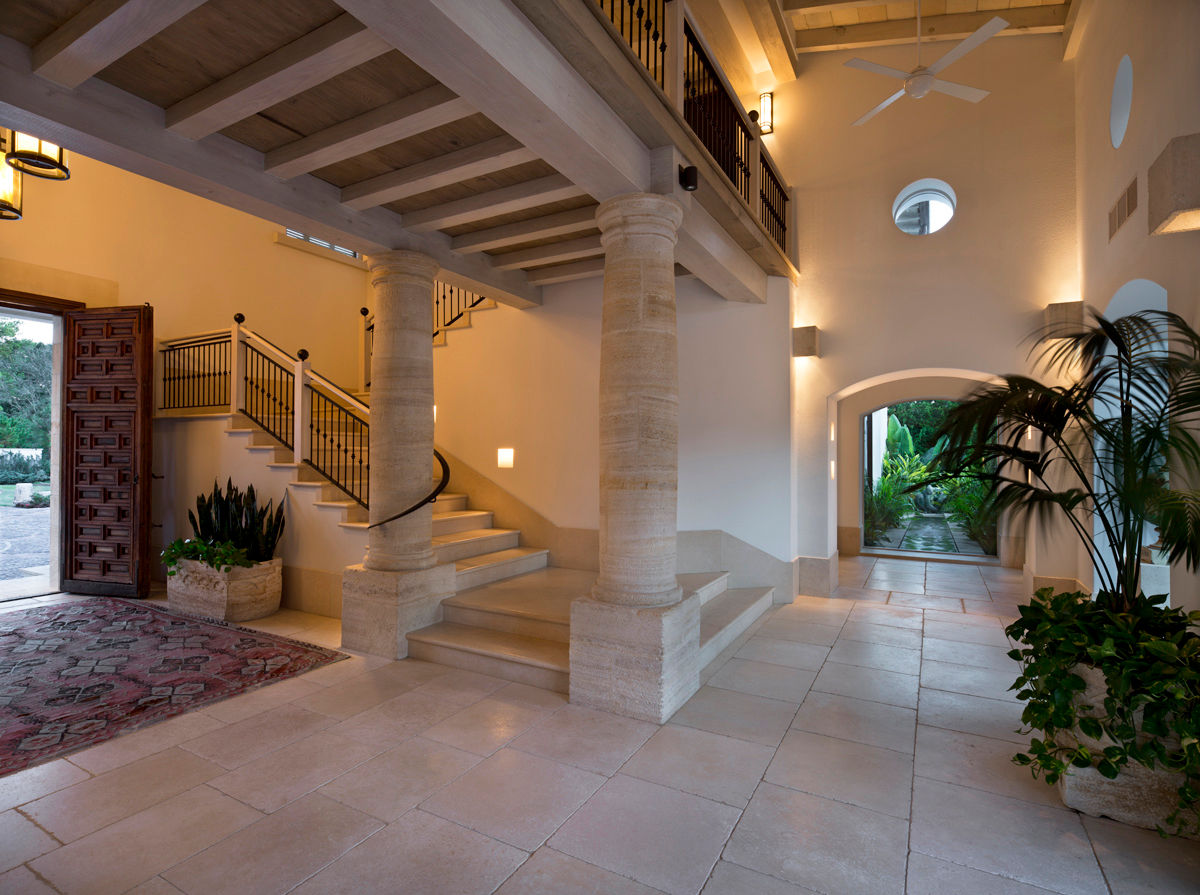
[
  {"x1": 699, "y1": 586, "x2": 774, "y2": 669},
  {"x1": 407, "y1": 623, "x2": 568, "y2": 692},
  {"x1": 430, "y1": 492, "x2": 468, "y2": 512},
  {"x1": 440, "y1": 567, "x2": 584, "y2": 643},
  {"x1": 455, "y1": 546, "x2": 548, "y2": 590},
  {"x1": 245, "y1": 444, "x2": 292, "y2": 462},
  {"x1": 433, "y1": 509, "x2": 493, "y2": 535},
  {"x1": 313, "y1": 499, "x2": 367, "y2": 523},
  {"x1": 433, "y1": 527, "x2": 520, "y2": 564},
  {"x1": 678, "y1": 571, "x2": 730, "y2": 605}
]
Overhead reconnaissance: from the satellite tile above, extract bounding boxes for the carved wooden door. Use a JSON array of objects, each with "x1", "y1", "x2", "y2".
[{"x1": 62, "y1": 306, "x2": 153, "y2": 596}]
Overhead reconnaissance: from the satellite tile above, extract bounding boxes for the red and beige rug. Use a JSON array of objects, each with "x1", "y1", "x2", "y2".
[{"x1": 0, "y1": 598, "x2": 344, "y2": 776}]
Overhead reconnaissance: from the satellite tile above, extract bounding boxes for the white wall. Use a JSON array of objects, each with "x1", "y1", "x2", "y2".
[{"x1": 766, "y1": 33, "x2": 1079, "y2": 572}]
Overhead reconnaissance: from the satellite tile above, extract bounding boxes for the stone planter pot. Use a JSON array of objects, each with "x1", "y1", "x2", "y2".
[
  {"x1": 1057, "y1": 664, "x2": 1196, "y2": 837},
  {"x1": 167, "y1": 557, "x2": 283, "y2": 623}
]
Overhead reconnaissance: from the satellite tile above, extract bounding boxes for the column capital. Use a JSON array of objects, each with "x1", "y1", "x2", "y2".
[
  {"x1": 596, "y1": 193, "x2": 684, "y2": 246},
  {"x1": 365, "y1": 250, "x2": 440, "y2": 288}
]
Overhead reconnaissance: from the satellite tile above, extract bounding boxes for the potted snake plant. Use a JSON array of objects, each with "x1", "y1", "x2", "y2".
[{"x1": 162, "y1": 479, "x2": 286, "y2": 622}]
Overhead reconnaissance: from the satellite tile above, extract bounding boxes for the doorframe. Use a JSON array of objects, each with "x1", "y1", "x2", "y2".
[{"x1": 0, "y1": 289, "x2": 85, "y2": 596}]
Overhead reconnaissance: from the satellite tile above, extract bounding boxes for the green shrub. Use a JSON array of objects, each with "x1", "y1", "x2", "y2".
[
  {"x1": 161, "y1": 539, "x2": 253, "y2": 576},
  {"x1": 943, "y1": 474, "x2": 1000, "y2": 554},
  {"x1": 16, "y1": 491, "x2": 50, "y2": 508},
  {"x1": 188, "y1": 479, "x2": 285, "y2": 562},
  {"x1": 863, "y1": 453, "x2": 923, "y2": 544},
  {"x1": 886, "y1": 414, "x2": 915, "y2": 456},
  {"x1": 0, "y1": 451, "x2": 49, "y2": 485}
]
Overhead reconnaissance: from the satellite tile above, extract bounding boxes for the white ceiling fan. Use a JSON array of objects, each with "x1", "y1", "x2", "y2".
[{"x1": 845, "y1": 3, "x2": 1008, "y2": 126}]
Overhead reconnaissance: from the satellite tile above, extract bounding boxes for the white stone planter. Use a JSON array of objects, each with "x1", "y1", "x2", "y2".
[
  {"x1": 167, "y1": 557, "x2": 283, "y2": 623},
  {"x1": 1057, "y1": 664, "x2": 1196, "y2": 837}
]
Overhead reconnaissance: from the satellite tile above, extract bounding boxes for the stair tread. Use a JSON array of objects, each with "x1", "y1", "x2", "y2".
[
  {"x1": 700, "y1": 587, "x2": 774, "y2": 646},
  {"x1": 454, "y1": 546, "x2": 547, "y2": 572},
  {"x1": 445, "y1": 566, "x2": 596, "y2": 625},
  {"x1": 434, "y1": 509, "x2": 491, "y2": 521},
  {"x1": 678, "y1": 571, "x2": 730, "y2": 602},
  {"x1": 433, "y1": 527, "x2": 516, "y2": 545},
  {"x1": 408, "y1": 622, "x2": 568, "y2": 671}
]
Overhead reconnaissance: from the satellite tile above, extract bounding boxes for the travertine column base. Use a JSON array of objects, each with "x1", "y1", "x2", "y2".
[
  {"x1": 569, "y1": 592, "x2": 701, "y2": 723},
  {"x1": 340, "y1": 562, "x2": 455, "y2": 658}
]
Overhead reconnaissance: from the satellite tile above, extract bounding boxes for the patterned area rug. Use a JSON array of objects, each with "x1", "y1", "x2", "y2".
[{"x1": 0, "y1": 598, "x2": 345, "y2": 776}]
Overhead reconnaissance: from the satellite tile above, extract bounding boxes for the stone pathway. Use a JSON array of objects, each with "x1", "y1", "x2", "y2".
[
  {"x1": 0, "y1": 505, "x2": 51, "y2": 581},
  {"x1": 874, "y1": 513, "x2": 989, "y2": 557}
]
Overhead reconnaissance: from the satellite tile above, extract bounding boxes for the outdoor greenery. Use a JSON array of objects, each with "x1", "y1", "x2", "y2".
[
  {"x1": 188, "y1": 478, "x2": 286, "y2": 563},
  {"x1": 942, "y1": 472, "x2": 999, "y2": 554},
  {"x1": 862, "y1": 455, "x2": 918, "y2": 543},
  {"x1": 0, "y1": 451, "x2": 50, "y2": 485},
  {"x1": 928, "y1": 309, "x2": 1200, "y2": 834},
  {"x1": 160, "y1": 539, "x2": 254, "y2": 576},
  {"x1": 0, "y1": 320, "x2": 52, "y2": 451},
  {"x1": 890, "y1": 399, "x2": 956, "y2": 458}
]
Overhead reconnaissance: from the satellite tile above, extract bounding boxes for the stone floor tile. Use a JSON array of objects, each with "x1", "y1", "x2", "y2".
[
  {"x1": 867, "y1": 577, "x2": 927, "y2": 594},
  {"x1": 917, "y1": 688, "x2": 1029, "y2": 745},
  {"x1": 495, "y1": 847, "x2": 662, "y2": 894},
  {"x1": 409, "y1": 668, "x2": 510, "y2": 706},
  {"x1": 0, "y1": 865, "x2": 59, "y2": 894},
  {"x1": 755, "y1": 617, "x2": 842, "y2": 647},
  {"x1": 622, "y1": 724, "x2": 774, "y2": 808},
  {"x1": 0, "y1": 808, "x2": 58, "y2": 873},
  {"x1": 24, "y1": 747, "x2": 224, "y2": 842},
  {"x1": 723, "y1": 782, "x2": 908, "y2": 895},
  {"x1": 67, "y1": 710, "x2": 226, "y2": 776},
  {"x1": 826, "y1": 638, "x2": 921, "y2": 675},
  {"x1": 293, "y1": 809, "x2": 526, "y2": 895},
  {"x1": 702, "y1": 861, "x2": 813, "y2": 894},
  {"x1": 922, "y1": 637, "x2": 1019, "y2": 672},
  {"x1": 292, "y1": 665, "x2": 424, "y2": 719},
  {"x1": 848, "y1": 604, "x2": 925, "y2": 630},
  {"x1": 510, "y1": 704, "x2": 657, "y2": 775},
  {"x1": 773, "y1": 603, "x2": 851, "y2": 625},
  {"x1": 161, "y1": 793, "x2": 382, "y2": 895},
  {"x1": 791, "y1": 691, "x2": 916, "y2": 754},
  {"x1": 295, "y1": 652, "x2": 390, "y2": 687},
  {"x1": 327, "y1": 689, "x2": 462, "y2": 749},
  {"x1": 1082, "y1": 815, "x2": 1200, "y2": 894},
  {"x1": 921, "y1": 659, "x2": 1020, "y2": 702},
  {"x1": 29, "y1": 785, "x2": 262, "y2": 895},
  {"x1": 126, "y1": 877, "x2": 186, "y2": 894},
  {"x1": 207, "y1": 732, "x2": 381, "y2": 812},
  {"x1": 734, "y1": 636, "x2": 829, "y2": 671},
  {"x1": 889, "y1": 591, "x2": 965, "y2": 611},
  {"x1": 423, "y1": 697, "x2": 551, "y2": 756},
  {"x1": 915, "y1": 725, "x2": 1062, "y2": 808},
  {"x1": 180, "y1": 704, "x2": 335, "y2": 769},
  {"x1": 837, "y1": 620, "x2": 923, "y2": 649},
  {"x1": 924, "y1": 608, "x2": 1003, "y2": 628},
  {"x1": 0, "y1": 759, "x2": 89, "y2": 813},
  {"x1": 549, "y1": 775, "x2": 740, "y2": 895},
  {"x1": 812, "y1": 660, "x2": 919, "y2": 709},
  {"x1": 199, "y1": 676, "x2": 325, "y2": 724},
  {"x1": 669, "y1": 686, "x2": 797, "y2": 747},
  {"x1": 765, "y1": 729, "x2": 914, "y2": 819},
  {"x1": 318, "y1": 736, "x2": 480, "y2": 822},
  {"x1": 910, "y1": 777, "x2": 1108, "y2": 895},
  {"x1": 924, "y1": 584, "x2": 993, "y2": 599},
  {"x1": 423, "y1": 748, "x2": 604, "y2": 851},
  {"x1": 491, "y1": 682, "x2": 570, "y2": 712},
  {"x1": 706, "y1": 658, "x2": 816, "y2": 705},
  {"x1": 906, "y1": 852, "x2": 1058, "y2": 894},
  {"x1": 924, "y1": 620, "x2": 1013, "y2": 648},
  {"x1": 828, "y1": 585, "x2": 890, "y2": 603}
]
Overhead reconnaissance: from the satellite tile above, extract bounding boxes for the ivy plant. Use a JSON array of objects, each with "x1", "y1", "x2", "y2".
[{"x1": 161, "y1": 538, "x2": 253, "y2": 576}]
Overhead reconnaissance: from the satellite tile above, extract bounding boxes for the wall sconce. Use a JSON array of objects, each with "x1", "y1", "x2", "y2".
[
  {"x1": 0, "y1": 155, "x2": 21, "y2": 221},
  {"x1": 3, "y1": 129, "x2": 70, "y2": 180},
  {"x1": 497, "y1": 447, "x2": 514, "y2": 469},
  {"x1": 758, "y1": 92, "x2": 774, "y2": 134},
  {"x1": 1148, "y1": 132, "x2": 1200, "y2": 234},
  {"x1": 1043, "y1": 300, "x2": 1084, "y2": 331},
  {"x1": 792, "y1": 325, "x2": 821, "y2": 357},
  {"x1": 432, "y1": 404, "x2": 437, "y2": 423}
]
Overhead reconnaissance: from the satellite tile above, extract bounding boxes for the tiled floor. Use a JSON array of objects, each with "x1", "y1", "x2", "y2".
[{"x1": 1, "y1": 563, "x2": 1198, "y2": 894}]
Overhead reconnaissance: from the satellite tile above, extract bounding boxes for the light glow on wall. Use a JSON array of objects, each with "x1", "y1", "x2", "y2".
[
  {"x1": 829, "y1": 460, "x2": 836, "y2": 480},
  {"x1": 497, "y1": 447, "x2": 514, "y2": 468}
]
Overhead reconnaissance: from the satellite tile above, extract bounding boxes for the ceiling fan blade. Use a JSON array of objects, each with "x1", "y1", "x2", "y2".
[
  {"x1": 929, "y1": 78, "x2": 990, "y2": 103},
  {"x1": 852, "y1": 88, "x2": 906, "y2": 126},
  {"x1": 927, "y1": 16, "x2": 1008, "y2": 75},
  {"x1": 844, "y1": 58, "x2": 910, "y2": 80}
]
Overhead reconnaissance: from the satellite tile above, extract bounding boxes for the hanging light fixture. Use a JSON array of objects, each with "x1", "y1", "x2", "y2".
[
  {"x1": 3, "y1": 128, "x2": 70, "y2": 180},
  {"x1": 0, "y1": 134, "x2": 22, "y2": 220}
]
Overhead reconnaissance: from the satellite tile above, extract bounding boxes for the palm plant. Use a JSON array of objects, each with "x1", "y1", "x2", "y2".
[{"x1": 927, "y1": 309, "x2": 1200, "y2": 609}]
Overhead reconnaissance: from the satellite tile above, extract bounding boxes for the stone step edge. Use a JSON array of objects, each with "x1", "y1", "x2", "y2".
[
  {"x1": 406, "y1": 622, "x2": 568, "y2": 672},
  {"x1": 454, "y1": 547, "x2": 549, "y2": 573},
  {"x1": 441, "y1": 591, "x2": 569, "y2": 628},
  {"x1": 699, "y1": 586, "x2": 775, "y2": 652}
]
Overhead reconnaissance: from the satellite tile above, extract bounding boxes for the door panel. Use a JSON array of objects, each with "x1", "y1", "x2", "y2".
[{"x1": 62, "y1": 306, "x2": 153, "y2": 597}]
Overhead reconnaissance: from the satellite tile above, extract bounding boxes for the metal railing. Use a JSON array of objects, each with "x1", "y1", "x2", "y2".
[
  {"x1": 759, "y1": 153, "x2": 788, "y2": 251},
  {"x1": 434, "y1": 282, "x2": 489, "y2": 340},
  {"x1": 595, "y1": 0, "x2": 668, "y2": 88},
  {"x1": 243, "y1": 342, "x2": 295, "y2": 450},
  {"x1": 159, "y1": 332, "x2": 231, "y2": 410},
  {"x1": 683, "y1": 20, "x2": 751, "y2": 204},
  {"x1": 309, "y1": 384, "x2": 369, "y2": 508}
]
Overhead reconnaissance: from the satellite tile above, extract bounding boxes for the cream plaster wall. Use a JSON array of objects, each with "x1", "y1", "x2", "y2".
[
  {"x1": 1073, "y1": 0, "x2": 1200, "y2": 610},
  {"x1": 767, "y1": 33, "x2": 1078, "y2": 575},
  {"x1": 0, "y1": 154, "x2": 370, "y2": 386}
]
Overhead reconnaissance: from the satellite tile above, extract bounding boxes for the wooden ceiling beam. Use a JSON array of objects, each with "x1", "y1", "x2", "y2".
[
  {"x1": 33, "y1": 0, "x2": 208, "y2": 88},
  {"x1": 1062, "y1": 0, "x2": 1091, "y2": 61},
  {"x1": 745, "y1": 0, "x2": 801, "y2": 80},
  {"x1": 492, "y1": 235, "x2": 604, "y2": 270},
  {"x1": 341, "y1": 136, "x2": 537, "y2": 210},
  {"x1": 0, "y1": 33, "x2": 541, "y2": 308},
  {"x1": 524, "y1": 257, "x2": 606, "y2": 286},
  {"x1": 685, "y1": 0, "x2": 758, "y2": 100},
  {"x1": 265, "y1": 85, "x2": 474, "y2": 179},
  {"x1": 784, "y1": 0, "x2": 891, "y2": 13},
  {"x1": 451, "y1": 206, "x2": 598, "y2": 253},
  {"x1": 166, "y1": 13, "x2": 390, "y2": 140},
  {"x1": 402, "y1": 174, "x2": 588, "y2": 232},
  {"x1": 793, "y1": 6, "x2": 1069, "y2": 54}
]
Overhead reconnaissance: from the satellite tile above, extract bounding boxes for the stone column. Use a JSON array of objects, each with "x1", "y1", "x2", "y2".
[
  {"x1": 570, "y1": 193, "x2": 701, "y2": 723},
  {"x1": 341, "y1": 250, "x2": 455, "y2": 657}
]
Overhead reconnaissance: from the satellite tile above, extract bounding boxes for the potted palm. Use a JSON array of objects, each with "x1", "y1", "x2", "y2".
[
  {"x1": 162, "y1": 479, "x2": 286, "y2": 622},
  {"x1": 927, "y1": 310, "x2": 1200, "y2": 836}
]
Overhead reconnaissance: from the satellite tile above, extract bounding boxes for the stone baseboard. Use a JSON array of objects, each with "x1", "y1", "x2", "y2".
[{"x1": 340, "y1": 562, "x2": 456, "y2": 658}]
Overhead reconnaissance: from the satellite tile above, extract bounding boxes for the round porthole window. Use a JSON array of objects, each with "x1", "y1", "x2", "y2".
[
  {"x1": 893, "y1": 178, "x2": 956, "y2": 235},
  {"x1": 1110, "y1": 55, "x2": 1133, "y2": 149}
]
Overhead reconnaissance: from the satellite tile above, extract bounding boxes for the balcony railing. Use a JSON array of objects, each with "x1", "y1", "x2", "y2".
[{"x1": 593, "y1": 0, "x2": 790, "y2": 255}]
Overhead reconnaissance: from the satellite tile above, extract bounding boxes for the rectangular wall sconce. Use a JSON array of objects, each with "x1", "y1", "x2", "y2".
[
  {"x1": 1043, "y1": 300, "x2": 1084, "y2": 331},
  {"x1": 1149, "y1": 132, "x2": 1200, "y2": 234},
  {"x1": 758, "y1": 92, "x2": 774, "y2": 134},
  {"x1": 792, "y1": 325, "x2": 821, "y2": 357},
  {"x1": 497, "y1": 447, "x2": 514, "y2": 468}
]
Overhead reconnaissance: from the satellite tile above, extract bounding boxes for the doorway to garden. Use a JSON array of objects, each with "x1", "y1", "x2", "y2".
[{"x1": 861, "y1": 398, "x2": 997, "y2": 559}]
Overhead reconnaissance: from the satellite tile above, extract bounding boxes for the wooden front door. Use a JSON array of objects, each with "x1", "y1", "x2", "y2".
[{"x1": 62, "y1": 306, "x2": 153, "y2": 597}]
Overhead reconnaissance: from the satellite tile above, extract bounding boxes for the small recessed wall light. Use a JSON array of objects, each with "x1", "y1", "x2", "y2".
[
  {"x1": 792, "y1": 325, "x2": 821, "y2": 358},
  {"x1": 1044, "y1": 300, "x2": 1085, "y2": 332},
  {"x1": 758, "y1": 92, "x2": 774, "y2": 134},
  {"x1": 497, "y1": 447, "x2": 514, "y2": 469},
  {"x1": 829, "y1": 460, "x2": 836, "y2": 480},
  {"x1": 830, "y1": 422, "x2": 836, "y2": 442},
  {"x1": 433, "y1": 405, "x2": 437, "y2": 422}
]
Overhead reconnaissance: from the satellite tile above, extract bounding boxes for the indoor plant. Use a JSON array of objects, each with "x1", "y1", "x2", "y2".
[
  {"x1": 163, "y1": 479, "x2": 286, "y2": 622},
  {"x1": 926, "y1": 309, "x2": 1200, "y2": 835}
]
